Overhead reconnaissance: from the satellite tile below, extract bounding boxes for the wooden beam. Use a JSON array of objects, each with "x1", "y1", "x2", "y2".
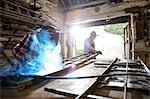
[
  {"x1": 76, "y1": 15, "x2": 130, "y2": 27},
  {"x1": 65, "y1": 1, "x2": 149, "y2": 25},
  {"x1": 68, "y1": 0, "x2": 108, "y2": 10}
]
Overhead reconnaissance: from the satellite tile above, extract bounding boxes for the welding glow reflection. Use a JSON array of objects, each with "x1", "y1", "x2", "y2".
[
  {"x1": 14, "y1": 43, "x2": 64, "y2": 75},
  {"x1": 70, "y1": 26, "x2": 82, "y2": 39},
  {"x1": 0, "y1": 29, "x2": 64, "y2": 76}
]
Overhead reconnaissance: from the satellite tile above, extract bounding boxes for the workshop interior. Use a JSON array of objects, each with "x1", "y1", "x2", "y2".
[{"x1": 0, "y1": 0, "x2": 150, "y2": 99}]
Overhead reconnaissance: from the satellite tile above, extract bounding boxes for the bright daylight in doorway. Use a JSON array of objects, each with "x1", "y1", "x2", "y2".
[{"x1": 70, "y1": 25, "x2": 125, "y2": 60}]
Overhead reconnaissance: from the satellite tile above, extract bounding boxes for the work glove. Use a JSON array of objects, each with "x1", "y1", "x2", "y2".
[{"x1": 97, "y1": 51, "x2": 102, "y2": 55}]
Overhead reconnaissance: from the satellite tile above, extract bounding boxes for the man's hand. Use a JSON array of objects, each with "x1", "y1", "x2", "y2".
[{"x1": 97, "y1": 51, "x2": 102, "y2": 55}]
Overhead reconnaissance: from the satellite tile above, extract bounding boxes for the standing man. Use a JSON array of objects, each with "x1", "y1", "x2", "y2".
[{"x1": 84, "y1": 31, "x2": 102, "y2": 54}]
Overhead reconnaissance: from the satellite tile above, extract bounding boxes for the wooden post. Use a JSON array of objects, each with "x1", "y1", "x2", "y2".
[{"x1": 130, "y1": 14, "x2": 138, "y2": 60}]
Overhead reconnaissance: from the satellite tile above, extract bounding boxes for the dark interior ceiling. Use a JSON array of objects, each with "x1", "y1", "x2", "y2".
[{"x1": 59, "y1": 0, "x2": 123, "y2": 11}]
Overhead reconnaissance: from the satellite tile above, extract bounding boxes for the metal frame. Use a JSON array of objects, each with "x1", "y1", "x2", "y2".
[
  {"x1": 44, "y1": 58, "x2": 150, "y2": 99},
  {"x1": 75, "y1": 58, "x2": 118, "y2": 99}
]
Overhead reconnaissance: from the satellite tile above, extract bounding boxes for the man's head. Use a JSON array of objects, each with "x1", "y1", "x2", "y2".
[{"x1": 90, "y1": 31, "x2": 97, "y2": 40}]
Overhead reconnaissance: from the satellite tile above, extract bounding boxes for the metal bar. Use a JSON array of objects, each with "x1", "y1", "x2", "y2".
[
  {"x1": 95, "y1": 65, "x2": 107, "y2": 68},
  {"x1": 44, "y1": 88, "x2": 78, "y2": 98},
  {"x1": 94, "y1": 63, "x2": 112, "y2": 65},
  {"x1": 110, "y1": 68, "x2": 144, "y2": 73},
  {"x1": 63, "y1": 53, "x2": 90, "y2": 62},
  {"x1": 87, "y1": 94, "x2": 112, "y2": 99},
  {"x1": 75, "y1": 58, "x2": 118, "y2": 99},
  {"x1": 97, "y1": 85, "x2": 150, "y2": 93},
  {"x1": 94, "y1": 62, "x2": 142, "y2": 66},
  {"x1": 138, "y1": 57, "x2": 150, "y2": 99},
  {"x1": 64, "y1": 52, "x2": 100, "y2": 66},
  {"x1": 63, "y1": 54, "x2": 85, "y2": 62},
  {"x1": 123, "y1": 62, "x2": 128, "y2": 99},
  {"x1": 138, "y1": 57, "x2": 150, "y2": 76}
]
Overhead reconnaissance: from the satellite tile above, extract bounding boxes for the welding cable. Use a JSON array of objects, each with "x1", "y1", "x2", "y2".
[
  {"x1": 39, "y1": 73, "x2": 150, "y2": 79},
  {"x1": 0, "y1": 73, "x2": 149, "y2": 79}
]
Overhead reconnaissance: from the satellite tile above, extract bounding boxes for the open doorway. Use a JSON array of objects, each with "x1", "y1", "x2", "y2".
[{"x1": 70, "y1": 23, "x2": 128, "y2": 60}]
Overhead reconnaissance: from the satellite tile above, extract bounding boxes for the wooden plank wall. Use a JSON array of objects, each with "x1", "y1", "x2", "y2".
[{"x1": 130, "y1": 13, "x2": 150, "y2": 66}]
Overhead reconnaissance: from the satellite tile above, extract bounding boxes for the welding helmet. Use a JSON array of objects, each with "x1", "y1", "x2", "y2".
[
  {"x1": 41, "y1": 26, "x2": 56, "y2": 33},
  {"x1": 38, "y1": 26, "x2": 59, "y2": 46}
]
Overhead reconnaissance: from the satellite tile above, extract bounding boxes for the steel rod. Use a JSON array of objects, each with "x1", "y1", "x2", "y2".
[
  {"x1": 123, "y1": 62, "x2": 128, "y2": 99},
  {"x1": 138, "y1": 57, "x2": 150, "y2": 76},
  {"x1": 1, "y1": 72, "x2": 149, "y2": 79}
]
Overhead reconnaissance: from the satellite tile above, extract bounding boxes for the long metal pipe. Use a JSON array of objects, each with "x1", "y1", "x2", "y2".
[{"x1": 123, "y1": 62, "x2": 128, "y2": 99}]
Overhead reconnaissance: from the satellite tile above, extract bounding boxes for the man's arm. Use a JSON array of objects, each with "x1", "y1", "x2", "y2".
[
  {"x1": 89, "y1": 44, "x2": 97, "y2": 53},
  {"x1": 12, "y1": 34, "x2": 32, "y2": 61},
  {"x1": 85, "y1": 40, "x2": 102, "y2": 54},
  {"x1": 85, "y1": 40, "x2": 97, "y2": 53}
]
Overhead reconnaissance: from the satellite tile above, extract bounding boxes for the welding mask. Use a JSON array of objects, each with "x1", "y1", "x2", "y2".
[{"x1": 37, "y1": 26, "x2": 59, "y2": 49}]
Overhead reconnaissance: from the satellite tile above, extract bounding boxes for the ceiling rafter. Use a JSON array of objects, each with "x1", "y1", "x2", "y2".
[{"x1": 58, "y1": 0, "x2": 109, "y2": 11}]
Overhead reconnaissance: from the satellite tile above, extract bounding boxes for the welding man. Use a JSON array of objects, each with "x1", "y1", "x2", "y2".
[
  {"x1": 11, "y1": 26, "x2": 60, "y2": 70},
  {"x1": 84, "y1": 31, "x2": 102, "y2": 55},
  {"x1": 0, "y1": 25, "x2": 64, "y2": 76},
  {"x1": 0, "y1": 26, "x2": 63, "y2": 76}
]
